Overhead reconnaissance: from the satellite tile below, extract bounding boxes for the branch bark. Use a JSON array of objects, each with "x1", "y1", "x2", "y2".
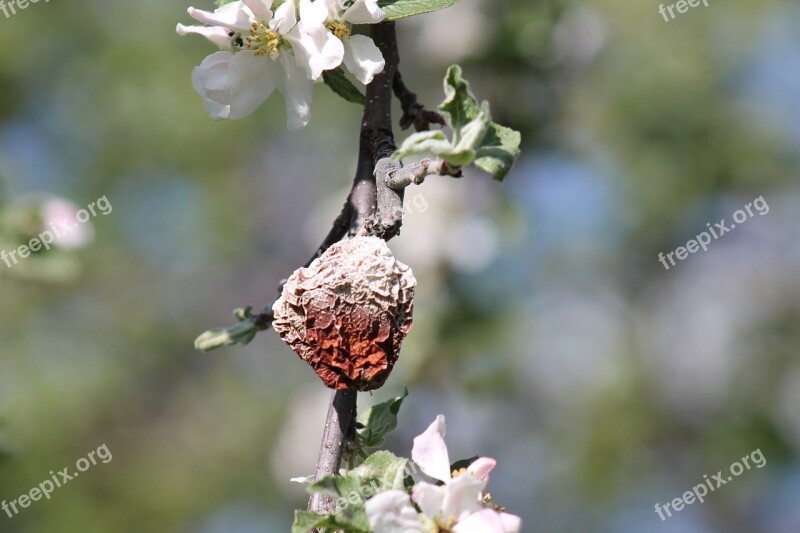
[{"x1": 307, "y1": 21, "x2": 403, "y2": 519}]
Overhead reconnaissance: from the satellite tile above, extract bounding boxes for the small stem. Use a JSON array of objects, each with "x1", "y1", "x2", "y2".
[
  {"x1": 307, "y1": 389, "x2": 358, "y2": 515},
  {"x1": 393, "y1": 70, "x2": 446, "y2": 132}
]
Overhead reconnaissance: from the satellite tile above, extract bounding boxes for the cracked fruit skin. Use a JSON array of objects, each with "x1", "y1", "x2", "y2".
[{"x1": 272, "y1": 236, "x2": 416, "y2": 391}]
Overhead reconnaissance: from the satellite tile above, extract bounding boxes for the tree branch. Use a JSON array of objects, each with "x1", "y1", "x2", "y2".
[
  {"x1": 307, "y1": 21, "x2": 405, "y2": 518},
  {"x1": 393, "y1": 70, "x2": 446, "y2": 132},
  {"x1": 307, "y1": 389, "x2": 358, "y2": 516}
]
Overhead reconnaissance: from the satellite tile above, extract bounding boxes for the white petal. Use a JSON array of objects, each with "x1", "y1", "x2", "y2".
[
  {"x1": 466, "y1": 457, "x2": 496, "y2": 482},
  {"x1": 452, "y1": 509, "x2": 509, "y2": 533},
  {"x1": 226, "y1": 51, "x2": 277, "y2": 119},
  {"x1": 187, "y1": 3, "x2": 253, "y2": 31},
  {"x1": 343, "y1": 34, "x2": 385, "y2": 85},
  {"x1": 341, "y1": 0, "x2": 385, "y2": 25},
  {"x1": 500, "y1": 512, "x2": 522, "y2": 533},
  {"x1": 299, "y1": 0, "x2": 331, "y2": 27},
  {"x1": 176, "y1": 24, "x2": 233, "y2": 50},
  {"x1": 241, "y1": 0, "x2": 273, "y2": 22},
  {"x1": 272, "y1": 52, "x2": 315, "y2": 130},
  {"x1": 440, "y1": 473, "x2": 483, "y2": 521},
  {"x1": 365, "y1": 490, "x2": 425, "y2": 533},
  {"x1": 411, "y1": 415, "x2": 451, "y2": 483},
  {"x1": 411, "y1": 481, "x2": 445, "y2": 520},
  {"x1": 272, "y1": 0, "x2": 298, "y2": 34},
  {"x1": 286, "y1": 22, "x2": 344, "y2": 80},
  {"x1": 191, "y1": 51, "x2": 234, "y2": 119},
  {"x1": 190, "y1": 51, "x2": 276, "y2": 121}
]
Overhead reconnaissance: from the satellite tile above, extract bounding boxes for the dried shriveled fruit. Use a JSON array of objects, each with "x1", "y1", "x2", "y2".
[{"x1": 272, "y1": 236, "x2": 416, "y2": 391}]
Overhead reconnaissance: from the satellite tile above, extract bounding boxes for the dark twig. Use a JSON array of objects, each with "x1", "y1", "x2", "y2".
[
  {"x1": 307, "y1": 21, "x2": 405, "y2": 518},
  {"x1": 307, "y1": 389, "x2": 358, "y2": 516},
  {"x1": 393, "y1": 70, "x2": 446, "y2": 132}
]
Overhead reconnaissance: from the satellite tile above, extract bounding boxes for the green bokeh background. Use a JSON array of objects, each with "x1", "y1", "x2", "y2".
[{"x1": 1, "y1": 0, "x2": 799, "y2": 531}]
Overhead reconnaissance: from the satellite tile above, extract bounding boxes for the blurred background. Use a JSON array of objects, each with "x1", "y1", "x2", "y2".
[{"x1": 0, "y1": 0, "x2": 798, "y2": 531}]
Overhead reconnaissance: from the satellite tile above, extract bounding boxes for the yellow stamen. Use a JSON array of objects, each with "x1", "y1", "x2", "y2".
[
  {"x1": 326, "y1": 21, "x2": 351, "y2": 40},
  {"x1": 245, "y1": 22, "x2": 282, "y2": 57}
]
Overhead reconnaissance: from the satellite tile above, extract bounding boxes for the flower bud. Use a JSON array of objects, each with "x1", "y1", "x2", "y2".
[{"x1": 272, "y1": 236, "x2": 416, "y2": 391}]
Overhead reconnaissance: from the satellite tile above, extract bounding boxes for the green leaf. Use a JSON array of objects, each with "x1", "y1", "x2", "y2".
[
  {"x1": 379, "y1": 0, "x2": 459, "y2": 21},
  {"x1": 450, "y1": 456, "x2": 480, "y2": 472},
  {"x1": 357, "y1": 388, "x2": 408, "y2": 449},
  {"x1": 194, "y1": 307, "x2": 260, "y2": 352},
  {"x1": 392, "y1": 131, "x2": 448, "y2": 161},
  {"x1": 474, "y1": 122, "x2": 522, "y2": 182},
  {"x1": 392, "y1": 64, "x2": 522, "y2": 180},
  {"x1": 308, "y1": 451, "x2": 409, "y2": 531},
  {"x1": 292, "y1": 511, "x2": 337, "y2": 533},
  {"x1": 323, "y1": 69, "x2": 365, "y2": 105},
  {"x1": 439, "y1": 65, "x2": 481, "y2": 134}
]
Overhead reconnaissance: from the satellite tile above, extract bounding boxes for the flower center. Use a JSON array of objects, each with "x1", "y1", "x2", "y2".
[
  {"x1": 245, "y1": 22, "x2": 283, "y2": 57},
  {"x1": 326, "y1": 21, "x2": 351, "y2": 40}
]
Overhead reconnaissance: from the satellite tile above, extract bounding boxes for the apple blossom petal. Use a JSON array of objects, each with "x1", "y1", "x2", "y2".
[
  {"x1": 366, "y1": 490, "x2": 426, "y2": 533},
  {"x1": 452, "y1": 509, "x2": 509, "y2": 533},
  {"x1": 467, "y1": 457, "x2": 496, "y2": 482},
  {"x1": 299, "y1": 0, "x2": 330, "y2": 28},
  {"x1": 272, "y1": 52, "x2": 315, "y2": 130},
  {"x1": 286, "y1": 21, "x2": 344, "y2": 80},
  {"x1": 500, "y1": 512, "x2": 523, "y2": 533},
  {"x1": 190, "y1": 51, "x2": 276, "y2": 121},
  {"x1": 325, "y1": 0, "x2": 347, "y2": 20},
  {"x1": 343, "y1": 34, "x2": 385, "y2": 85},
  {"x1": 187, "y1": 3, "x2": 253, "y2": 31},
  {"x1": 272, "y1": 0, "x2": 298, "y2": 35},
  {"x1": 241, "y1": 0, "x2": 273, "y2": 22},
  {"x1": 341, "y1": 0, "x2": 385, "y2": 25},
  {"x1": 41, "y1": 199, "x2": 94, "y2": 250},
  {"x1": 225, "y1": 51, "x2": 277, "y2": 119},
  {"x1": 411, "y1": 481, "x2": 446, "y2": 520},
  {"x1": 176, "y1": 24, "x2": 233, "y2": 50},
  {"x1": 191, "y1": 51, "x2": 235, "y2": 119},
  {"x1": 412, "y1": 415, "x2": 451, "y2": 483},
  {"x1": 440, "y1": 473, "x2": 484, "y2": 521}
]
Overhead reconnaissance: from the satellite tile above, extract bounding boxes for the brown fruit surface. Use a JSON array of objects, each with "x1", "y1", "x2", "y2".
[{"x1": 272, "y1": 236, "x2": 416, "y2": 390}]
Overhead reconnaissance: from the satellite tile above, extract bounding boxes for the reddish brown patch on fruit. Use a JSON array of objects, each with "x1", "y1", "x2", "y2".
[{"x1": 272, "y1": 236, "x2": 416, "y2": 391}]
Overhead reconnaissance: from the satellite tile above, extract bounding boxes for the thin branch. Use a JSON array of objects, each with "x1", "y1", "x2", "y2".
[
  {"x1": 307, "y1": 21, "x2": 404, "y2": 517},
  {"x1": 393, "y1": 70, "x2": 446, "y2": 132},
  {"x1": 384, "y1": 158, "x2": 463, "y2": 189},
  {"x1": 307, "y1": 389, "x2": 358, "y2": 516}
]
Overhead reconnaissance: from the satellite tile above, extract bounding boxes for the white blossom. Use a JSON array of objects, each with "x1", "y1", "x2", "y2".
[
  {"x1": 177, "y1": 0, "x2": 387, "y2": 128},
  {"x1": 410, "y1": 416, "x2": 521, "y2": 532},
  {"x1": 177, "y1": 0, "x2": 316, "y2": 129},
  {"x1": 297, "y1": 0, "x2": 386, "y2": 84}
]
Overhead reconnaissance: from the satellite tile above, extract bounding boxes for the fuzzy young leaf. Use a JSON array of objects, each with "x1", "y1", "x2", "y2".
[
  {"x1": 292, "y1": 511, "x2": 352, "y2": 533},
  {"x1": 308, "y1": 452, "x2": 409, "y2": 530},
  {"x1": 392, "y1": 131, "x2": 451, "y2": 161},
  {"x1": 194, "y1": 307, "x2": 259, "y2": 352},
  {"x1": 393, "y1": 65, "x2": 522, "y2": 180},
  {"x1": 439, "y1": 65, "x2": 481, "y2": 134},
  {"x1": 357, "y1": 388, "x2": 408, "y2": 449},
  {"x1": 323, "y1": 69, "x2": 365, "y2": 105},
  {"x1": 474, "y1": 122, "x2": 522, "y2": 182},
  {"x1": 378, "y1": 0, "x2": 458, "y2": 21}
]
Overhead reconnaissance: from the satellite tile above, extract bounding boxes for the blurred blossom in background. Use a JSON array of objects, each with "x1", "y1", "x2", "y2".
[{"x1": 0, "y1": 0, "x2": 799, "y2": 532}]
